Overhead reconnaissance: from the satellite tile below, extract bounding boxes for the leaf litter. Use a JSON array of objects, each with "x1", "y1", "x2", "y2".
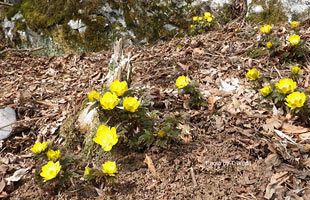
[{"x1": 0, "y1": 21, "x2": 309, "y2": 199}]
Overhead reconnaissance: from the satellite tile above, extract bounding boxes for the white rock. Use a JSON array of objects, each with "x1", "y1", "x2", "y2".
[
  {"x1": 77, "y1": 103, "x2": 99, "y2": 134},
  {"x1": 252, "y1": 5, "x2": 264, "y2": 13},
  {"x1": 0, "y1": 107, "x2": 16, "y2": 140},
  {"x1": 219, "y1": 78, "x2": 240, "y2": 92},
  {"x1": 68, "y1": 19, "x2": 87, "y2": 33}
]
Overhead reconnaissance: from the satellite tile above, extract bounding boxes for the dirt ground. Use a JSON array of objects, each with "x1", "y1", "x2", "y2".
[{"x1": 1, "y1": 22, "x2": 310, "y2": 199}]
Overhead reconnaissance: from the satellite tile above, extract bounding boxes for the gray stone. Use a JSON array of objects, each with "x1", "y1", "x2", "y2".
[{"x1": 0, "y1": 107, "x2": 16, "y2": 140}]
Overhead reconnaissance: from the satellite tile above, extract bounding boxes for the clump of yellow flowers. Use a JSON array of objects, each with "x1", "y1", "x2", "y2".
[
  {"x1": 82, "y1": 161, "x2": 118, "y2": 179},
  {"x1": 93, "y1": 124, "x2": 118, "y2": 151},
  {"x1": 175, "y1": 75, "x2": 204, "y2": 108},
  {"x1": 31, "y1": 141, "x2": 63, "y2": 182},
  {"x1": 246, "y1": 64, "x2": 308, "y2": 126},
  {"x1": 190, "y1": 11, "x2": 215, "y2": 34},
  {"x1": 40, "y1": 161, "x2": 62, "y2": 182}
]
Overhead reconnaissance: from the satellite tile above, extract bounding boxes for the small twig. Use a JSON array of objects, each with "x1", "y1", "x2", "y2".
[
  {"x1": 0, "y1": 115, "x2": 56, "y2": 129},
  {"x1": 0, "y1": 2, "x2": 13, "y2": 6},
  {"x1": 189, "y1": 167, "x2": 198, "y2": 187},
  {"x1": 273, "y1": 65, "x2": 282, "y2": 78},
  {"x1": 0, "y1": 46, "x2": 43, "y2": 55}
]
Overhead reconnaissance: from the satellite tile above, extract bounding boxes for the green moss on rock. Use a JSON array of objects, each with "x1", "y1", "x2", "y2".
[
  {"x1": 247, "y1": 0, "x2": 287, "y2": 24},
  {"x1": 20, "y1": 0, "x2": 79, "y2": 30}
]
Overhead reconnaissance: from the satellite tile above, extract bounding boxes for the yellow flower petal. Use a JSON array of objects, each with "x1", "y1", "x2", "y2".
[
  {"x1": 87, "y1": 90, "x2": 100, "y2": 102},
  {"x1": 123, "y1": 97, "x2": 140, "y2": 112},
  {"x1": 246, "y1": 68, "x2": 260, "y2": 81},
  {"x1": 40, "y1": 161, "x2": 61, "y2": 182},
  {"x1": 275, "y1": 78, "x2": 297, "y2": 94},
  {"x1": 31, "y1": 141, "x2": 48, "y2": 154},
  {"x1": 259, "y1": 24, "x2": 272, "y2": 34},
  {"x1": 93, "y1": 125, "x2": 118, "y2": 151},
  {"x1": 46, "y1": 149, "x2": 60, "y2": 161},
  {"x1": 260, "y1": 85, "x2": 272, "y2": 97},
  {"x1": 100, "y1": 92, "x2": 119, "y2": 110},
  {"x1": 288, "y1": 34, "x2": 301, "y2": 46},
  {"x1": 102, "y1": 161, "x2": 117, "y2": 176},
  {"x1": 110, "y1": 80, "x2": 128, "y2": 97},
  {"x1": 285, "y1": 92, "x2": 306, "y2": 109},
  {"x1": 176, "y1": 75, "x2": 189, "y2": 89},
  {"x1": 266, "y1": 41, "x2": 273, "y2": 49},
  {"x1": 291, "y1": 65, "x2": 301, "y2": 75},
  {"x1": 290, "y1": 21, "x2": 300, "y2": 28}
]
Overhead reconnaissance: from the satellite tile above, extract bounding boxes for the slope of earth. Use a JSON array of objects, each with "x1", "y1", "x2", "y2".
[{"x1": 0, "y1": 22, "x2": 310, "y2": 199}]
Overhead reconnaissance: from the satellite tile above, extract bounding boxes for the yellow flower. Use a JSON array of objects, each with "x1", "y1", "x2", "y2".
[
  {"x1": 46, "y1": 149, "x2": 60, "y2": 161},
  {"x1": 102, "y1": 161, "x2": 117, "y2": 176},
  {"x1": 176, "y1": 75, "x2": 189, "y2": 89},
  {"x1": 157, "y1": 130, "x2": 166, "y2": 138},
  {"x1": 87, "y1": 90, "x2": 100, "y2": 102},
  {"x1": 123, "y1": 97, "x2": 140, "y2": 112},
  {"x1": 285, "y1": 91, "x2": 307, "y2": 109},
  {"x1": 93, "y1": 125, "x2": 118, "y2": 151},
  {"x1": 109, "y1": 80, "x2": 128, "y2": 97},
  {"x1": 31, "y1": 141, "x2": 48, "y2": 154},
  {"x1": 288, "y1": 34, "x2": 301, "y2": 46},
  {"x1": 84, "y1": 166, "x2": 91, "y2": 176},
  {"x1": 290, "y1": 21, "x2": 300, "y2": 28},
  {"x1": 100, "y1": 92, "x2": 119, "y2": 110},
  {"x1": 203, "y1": 12, "x2": 214, "y2": 22},
  {"x1": 259, "y1": 24, "x2": 272, "y2": 34},
  {"x1": 40, "y1": 161, "x2": 61, "y2": 182},
  {"x1": 275, "y1": 78, "x2": 297, "y2": 94},
  {"x1": 291, "y1": 65, "x2": 301, "y2": 75},
  {"x1": 260, "y1": 85, "x2": 272, "y2": 97},
  {"x1": 266, "y1": 41, "x2": 273, "y2": 49},
  {"x1": 246, "y1": 68, "x2": 260, "y2": 81},
  {"x1": 205, "y1": 16, "x2": 213, "y2": 22},
  {"x1": 192, "y1": 16, "x2": 198, "y2": 21}
]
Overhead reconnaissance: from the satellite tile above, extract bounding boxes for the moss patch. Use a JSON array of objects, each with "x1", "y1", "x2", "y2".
[
  {"x1": 247, "y1": 0, "x2": 287, "y2": 24},
  {"x1": 20, "y1": 0, "x2": 79, "y2": 31}
]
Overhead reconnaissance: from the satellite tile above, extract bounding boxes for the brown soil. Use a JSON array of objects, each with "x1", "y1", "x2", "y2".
[{"x1": 1, "y1": 22, "x2": 310, "y2": 199}]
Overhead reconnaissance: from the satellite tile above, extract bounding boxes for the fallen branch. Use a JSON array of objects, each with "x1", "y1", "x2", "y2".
[
  {"x1": 189, "y1": 167, "x2": 198, "y2": 187},
  {"x1": 0, "y1": 2, "x2": 13, "y2": 6},
  {"x1": 0, "y1": 47, "x2": 44, "y2": 55}
]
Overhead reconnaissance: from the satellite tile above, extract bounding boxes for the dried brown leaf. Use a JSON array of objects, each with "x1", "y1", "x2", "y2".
[
  {"x1": 0, "y1": 179, "x2": 5, "y2": 193},
  {"x1": 144, "y1": 154, "x2": 158, "y2": 178},
  {"x1": 207, "y1": 96, "x2": 217, "y2": 113},
  {"x1": 264, "y1": 153, "x2": 281, "y2": 168},
  {"x1": 282, "y1": 123, "x2": 309, "y2": 134},
  {"x1": 263, "y1": 117, "x2": 282, "y2": 134},
  {"x1": 299, "y1": 132, "x2": 310, "y2": 141},
  {"x1": 264, "y1": 172, "x2": 290, "y2": 199}
]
